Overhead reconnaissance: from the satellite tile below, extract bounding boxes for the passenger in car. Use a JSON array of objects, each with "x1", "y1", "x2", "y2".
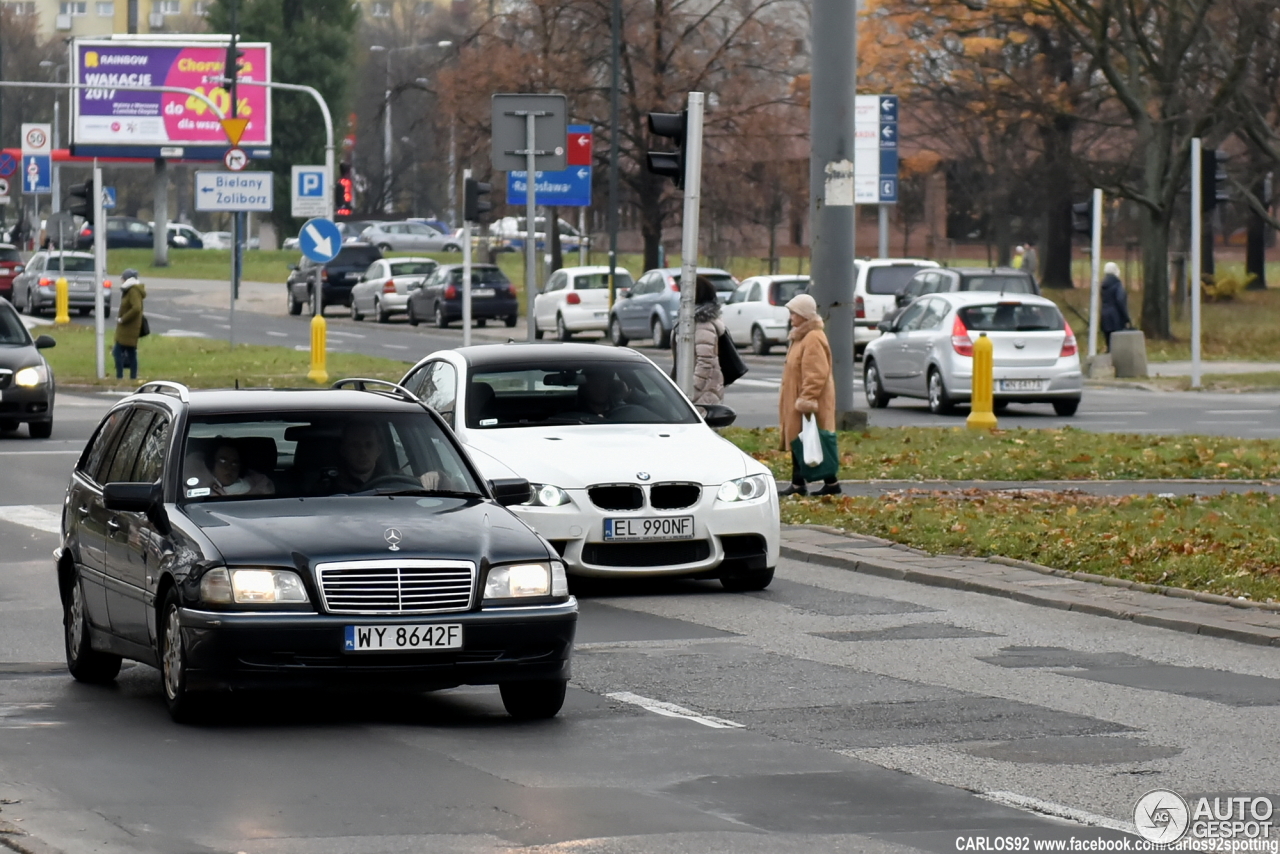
[{"x1": 185, "y1": 442, "x2": 275, "y2": 497}]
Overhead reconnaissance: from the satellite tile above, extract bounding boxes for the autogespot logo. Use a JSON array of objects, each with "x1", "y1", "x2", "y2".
[{"x1": 1135, "y1": 789, "x2": 1191, "y2": 844}]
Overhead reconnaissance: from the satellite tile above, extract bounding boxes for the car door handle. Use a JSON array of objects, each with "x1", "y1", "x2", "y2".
[
  {"x1": 106, "y1": 518, "x2": 122, "y2": 531},
  {"x1": 77, "y1": 505, "x2": 89, "y2": 515}
]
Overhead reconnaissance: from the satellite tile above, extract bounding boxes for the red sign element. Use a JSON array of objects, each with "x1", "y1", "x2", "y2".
[{"x1": 567, "y1": 130, "x2": 592, "y2": 166}]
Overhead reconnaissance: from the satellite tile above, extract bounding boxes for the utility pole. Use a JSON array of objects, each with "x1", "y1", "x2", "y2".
[
  {"x1": 607, "y1": 0, "x2": 620, "y2": 311},
  {"x1": 810, "y1": 0, "x2": 862, "y2": 427}
]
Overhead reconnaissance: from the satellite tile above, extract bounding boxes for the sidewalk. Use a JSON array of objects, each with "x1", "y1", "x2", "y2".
[{"x1": 781, "y1": 525, "x2": 1280, "y2": 647}]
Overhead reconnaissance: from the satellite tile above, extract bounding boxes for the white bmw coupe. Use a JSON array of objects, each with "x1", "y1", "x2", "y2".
[{"x1": 399, "y1": 344, "x2": 780, "y2": 590}]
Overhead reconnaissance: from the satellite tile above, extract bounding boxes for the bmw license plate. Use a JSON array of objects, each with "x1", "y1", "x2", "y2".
[
  {"x1": 344, "y1": 624, "x2": 462, "y2": 652},
  {"x1": 604, "y1": 516, "x2": 694, "y2": 541},
  {"x1": 998, "y1": 379, "x2": 1046, "y2": 392},
  {"x1": 472, "y1": 288, "x2": 495, "y2": 297}
]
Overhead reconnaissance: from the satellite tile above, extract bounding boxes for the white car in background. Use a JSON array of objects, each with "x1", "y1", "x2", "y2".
[
  {"x1": 361, "y1": 221, "x2": 462, "y2": 253},
  {"x1": 201, "y1": 231, "x2": 232, "y2": 250},
  {"x1": 854, "y1": 258, "x2": 941, "y2": 353},
  {"x1": 399, "y1": 344, "x2": 781, "y2": 590},
  {"x1": 349, "y1": 256, "x2": 438, "y2": 323},
  {"x1": 722, "y1": 274, "x2": 810, "y2": 355},
  {"x1": 533, "y1": 266, "x2": 634, "y2": 341}
]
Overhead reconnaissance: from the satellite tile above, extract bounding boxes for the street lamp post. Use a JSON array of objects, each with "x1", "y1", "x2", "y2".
[{"x1": 369, "y1": 41, "x2": 452, "y2": 216}]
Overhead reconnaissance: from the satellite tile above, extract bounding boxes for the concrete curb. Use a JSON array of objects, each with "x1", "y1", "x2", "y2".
[
  {"x1": 780, "y1": 525, "x2": 1280, "y2": 647},
  {"x1": 0, "y1": 819, "x2": 62, "y2": 854}
]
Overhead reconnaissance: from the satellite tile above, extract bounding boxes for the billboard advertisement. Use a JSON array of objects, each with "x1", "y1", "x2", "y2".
[{"x1": 70, "y1": 39, "x2": 271, "y2": 160}]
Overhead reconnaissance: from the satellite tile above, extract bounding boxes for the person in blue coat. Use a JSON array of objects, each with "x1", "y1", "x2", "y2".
[{"x1": 1100, "y1": 262, "x2": 1131, "y2": 351}]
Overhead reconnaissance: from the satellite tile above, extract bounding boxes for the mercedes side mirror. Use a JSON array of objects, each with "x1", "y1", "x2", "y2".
[
  {"x1": 488, "y1": 478, "x2": 532, "y2": 507},
  {"x1": 103, "y1": 481, "x2": 170, "y2": 534}
]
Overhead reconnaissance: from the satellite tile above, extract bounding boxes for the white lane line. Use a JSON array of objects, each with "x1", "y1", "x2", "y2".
[
  {"x1": 144, "y1": 312, "x2": 179, "y2": 321},
  {"x1": 1197, "y1": 420, "x2": 1259, "y2": 425},
  {"x1": 199, "y1": 314, "x2": 225, "y2": 321},
  {"x1": 1204, "y1": 410, "x2": 1276, "y2": 415},
  {"x1": 606, "y1": 691, "x2": 744, "y2": 729},
  {"x1": 266, "y1": 331, "x2": 289, "y2": 338},
  {"x1": 329, "y1": 331, "x2": 366, "y2": 339},
  {"x1": 980, "y1": 791, "x2": 1135, "y2": 835},
  {"x1": 1078, "y1": 411, "x2": 1148, "y2": 417},
  {"x1": 733, "y1": 378, "x2": 782, "y2": 389},
  {"x1": 0, "y1": 505, "x2": 63, "y2": 534},
  {"x1": 383, "y1": 344, "x2": 409, "y2": 350},
  {"x1": 0, "y1": 450, "x2": 80, "y2": 456},
  {"x1": 160, "y1": 330, "x2": 211, "y2": 338}
]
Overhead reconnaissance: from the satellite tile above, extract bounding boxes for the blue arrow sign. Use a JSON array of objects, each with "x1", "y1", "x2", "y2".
[
  {"x1": 23, "y1": 155, "x2": 51, "y2": 195},
  {"x1": 879, "y1": 95, "x2": 899, "y2": 123},
  {"x1": 298, "y1": 217, "x2": 341, "y2": 264},
  {"x1": 507, "y1": 167, "x2": 592, "y2": 207},
  {"x1": 102, "y1": 187, "x2": 117, "y2": 210}
]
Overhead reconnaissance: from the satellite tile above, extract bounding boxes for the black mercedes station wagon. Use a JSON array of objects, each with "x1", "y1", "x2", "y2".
[{"x1": 56, "y1": 380, "x2": 577, "y2": 722}]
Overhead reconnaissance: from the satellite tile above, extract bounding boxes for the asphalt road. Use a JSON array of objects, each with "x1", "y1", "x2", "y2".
[
  {"x1": 44, "y1": 276, "x2": 1280, "y2": 439},
  {"x1": 1, "y1": 393, "x2": 1277, "y2": 853}
]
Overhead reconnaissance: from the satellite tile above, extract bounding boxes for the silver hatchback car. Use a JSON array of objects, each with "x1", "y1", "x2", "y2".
[{"x1": 862, "y1": 291, "x2": 1082, "y2": 416}]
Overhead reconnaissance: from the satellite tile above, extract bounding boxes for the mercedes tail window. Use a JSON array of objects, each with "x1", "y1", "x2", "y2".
[
  {"x1": 866, "y1": 265, "x2": 930, "y2": 295},
  {"x1": 958, "y1": 303, "x2": 1065, "y2": 332},
  {"x1": 466, "y1": 361, "x2": 699, "y2": 428},
  {"x1": 181, "y1": 412, "x2": 481, "y2": 502},
  {"x1": 962, "y1": 275, "x2": 1036, "y2": 293},
  {"x1": 573, "y1": 272, "x2": 632, "y2": 290}
]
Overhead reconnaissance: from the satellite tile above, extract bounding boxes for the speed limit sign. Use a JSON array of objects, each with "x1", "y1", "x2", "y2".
[
  {"x1": 24, "y1": 127, "x2": 48, "y2": 150},
  {"x1": 223, "y1": 147, "x2": 249, "y2": 171}
]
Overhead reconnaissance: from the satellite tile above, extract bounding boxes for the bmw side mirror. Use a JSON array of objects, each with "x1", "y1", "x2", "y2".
[
  {"x1": 699, "y1": 403, "x2": 737, "y2": 428},
  {"x1": 489, "y1": 478, "x2": 532, "y2": 507},
  {"x1": 34, "y1": 335, "x2": 56, "y2": 349}
]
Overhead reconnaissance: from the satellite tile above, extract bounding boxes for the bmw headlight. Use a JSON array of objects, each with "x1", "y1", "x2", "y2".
[
  {"x1": 199, "y1": 568, "x2": 310, "y2": 604},
  {"x1": 484, "y1": 561, "x2": 569, "y2": 600},
  {"x1": 716, "y1": 473, "x2": 773, "y2": 503},
  {"x1": 523, "y1": 483, "x2": 571, "y2": 507},
  {"x1": 14, "y1": 365, "x2": 49, "y2": 388}
]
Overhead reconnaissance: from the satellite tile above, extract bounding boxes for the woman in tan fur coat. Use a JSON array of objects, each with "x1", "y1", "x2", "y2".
[{"x1": 777, "y1": 293, "x2": 839, "y2": 496}]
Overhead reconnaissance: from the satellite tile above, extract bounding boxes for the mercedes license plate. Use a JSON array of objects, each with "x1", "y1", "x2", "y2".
[
  {"x1": 472, "y1": 287, "x2": 495, "y2": 298},
  {"x1": 604, "y1": 516, "x2": 694, "y2": 541},
  {"x1": 998, "y1": 379, "x2": 1046, "y2": 392},
  {"x1": 344, "y1": 624, "x2": 462, "y2": 652}
]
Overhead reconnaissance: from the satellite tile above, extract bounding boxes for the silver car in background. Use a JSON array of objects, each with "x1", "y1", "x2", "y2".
[
  {"x1": 11, "y1": 251, "x2": 111, "y2": 317},
  {"x1": 349, "y1": 257, "x2": 438, "y2": 323},
  {"x1": 361, "y1": 221, "x2": 461, "y2": 253},
  {"x1": 862, "y1": 291, "x2": 1082, "y2": 417}
]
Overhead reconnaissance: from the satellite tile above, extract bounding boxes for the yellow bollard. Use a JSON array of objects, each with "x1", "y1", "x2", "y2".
[
  {"x1": 54, "y1": 277, "x2": 71, "y2": 325},
  {"x1": 966, "y1": 332, "x2": 998, "y2": 430},
  {"x1": 308, "y1": 314, "x2": 329, "y2": 384}
]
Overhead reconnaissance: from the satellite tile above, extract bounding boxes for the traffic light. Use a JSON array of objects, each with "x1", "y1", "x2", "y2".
[
  {"x1": 464, "y1": 177, "x2": 492, "y2": 223},
  {"x1": 646, "y1": 110, "x2": 688, "y2": 188},
  {"x1": 335, "y1": 163, "x2": 353, "y2": 218},
  {"x1": 1200, "y1": 148, "x2": 1228, "y2": 210},
  {"x1": 224, "y1": 38, "x2": 244, "y2": 92},
  {"x1": 1071, "y1": 201, "x2": 1092, "y2": 235},
  {"x1": 66, "y1": 177, "x2": 96, "y2": 225}
]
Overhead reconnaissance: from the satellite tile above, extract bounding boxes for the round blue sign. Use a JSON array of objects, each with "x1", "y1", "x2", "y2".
[{"x1": 298, "y1": 217, "x2": 342, "y2": 264}]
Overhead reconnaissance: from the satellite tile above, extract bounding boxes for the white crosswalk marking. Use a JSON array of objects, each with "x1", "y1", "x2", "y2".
[
  {"x1": 0, "y1": 505, "x2": 63, "y2": 534},
  {"x1": 606, "y1": 691, "x2": 745, "y2": 729}
]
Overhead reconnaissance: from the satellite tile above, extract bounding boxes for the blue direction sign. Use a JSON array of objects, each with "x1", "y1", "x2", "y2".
[
  {"x1": 298, "y1": 217, "x2": 341, "y2": 264},
  {"x1": 103, "y1": 187, "x2": 117, "y2": 210},
  {"x1": 23, "y1": 155, "x2": 51, "y2": 195},
  {"x1": 507, "y1": 166, "x2": 591, "y2": 207},
  {"x1": 878, "y1": 95, "x2": 899, "y2": 204}
]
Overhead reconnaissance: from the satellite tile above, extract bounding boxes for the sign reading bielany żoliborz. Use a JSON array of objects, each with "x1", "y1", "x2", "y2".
[
  {"x1": 195, "y1": 172, "x2": 273, "y2": 212},
  {"x1": 71, "y1": 39, "x2": 272, "y2": 161}
]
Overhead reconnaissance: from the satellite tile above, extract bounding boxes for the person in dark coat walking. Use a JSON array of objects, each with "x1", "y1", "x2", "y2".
[{"x1": 1099, "y1": 262, "x2": 1130, "y2": 351}]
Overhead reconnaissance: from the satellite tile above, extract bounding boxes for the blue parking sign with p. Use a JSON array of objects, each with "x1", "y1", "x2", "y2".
[
  {"x1": 298, "y1": 171, "x2": 324, "y2": 197},
  {"x1": 291, "y1": 165, "x2": 330, "y2": 218}
]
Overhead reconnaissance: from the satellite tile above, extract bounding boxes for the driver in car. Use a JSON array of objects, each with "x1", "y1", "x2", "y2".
[
  {"x1": 577, "y1": 370, "x2": 628, "y2": 417},
  {"x1": 315, "y1": 422, "x2": 444, "y2": 494}
]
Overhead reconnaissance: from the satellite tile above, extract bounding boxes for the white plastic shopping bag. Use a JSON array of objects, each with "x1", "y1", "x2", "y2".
[{"x1": 800, "y1": 414, "x2": 823, "y2": 466}]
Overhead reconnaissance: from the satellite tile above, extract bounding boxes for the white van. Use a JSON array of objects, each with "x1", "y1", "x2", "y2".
[{"x1": 854, "y1": 258, "x2": 940, "y2": 353}]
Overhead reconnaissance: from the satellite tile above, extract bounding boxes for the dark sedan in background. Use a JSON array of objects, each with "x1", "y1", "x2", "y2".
[
  {"x1": 0, "y1": 299, "x2": 56, "y2": 438},
  {"x1": 407, "y1": 263, "x2": 519, "y2": 328},
  {"x1": 286, "y1": 243, "x2": 383, "y2": 316}
]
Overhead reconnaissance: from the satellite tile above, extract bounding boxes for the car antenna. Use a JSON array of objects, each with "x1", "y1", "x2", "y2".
[{"x1": 235, "y1": 378, "x2": 240, "y2": 389}]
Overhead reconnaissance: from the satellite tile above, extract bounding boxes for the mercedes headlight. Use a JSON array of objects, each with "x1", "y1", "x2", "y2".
[
  {"x1": 484, "y1": 562, "x2": 568, "y2": 600},
  {"x1": 14, "y1": 365, "x2": 49, "y2": 387},
  {"x1": 200, "y1": 568, "x2": 309, "y2": 604},
  {"x1": 523, "y1": 484, "x2": 571, "y2": 507},
  {"x1": 716, "y1": 473, "x2": 773, "y2": 503}
]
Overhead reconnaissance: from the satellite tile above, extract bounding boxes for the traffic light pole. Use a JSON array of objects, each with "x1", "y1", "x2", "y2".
[
  {"x1": 675, "y1": 92, "x2": 705, "y2": 399},
  {"x1": 524, "y1": 113, "x2": 540, "y2": 343},
  {"x1": 93, "y1": 160, "x2": 106, "y2": 380},
  {"x1": 1190, "y1": 138, "x2": 1202, "y2": 389},
  {"x1": 462, "y1": 168, "x2": 473, "y2": 347},
  {"x1": 1087, "y1": 188, "x2": 1102, "y2": 359}
]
